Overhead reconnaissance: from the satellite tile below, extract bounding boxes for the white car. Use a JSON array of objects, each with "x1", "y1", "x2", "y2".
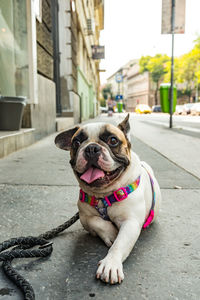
[
  {"x1": 182, "y1": 103, "x2": 194, "y2": 114},
  {"x1": 175, "y1": 105, "x2": 184, "y2": 115},
  {"x1": 100, "y1": 106, "x2": 108, "y2": 113},
  {"x1": 190, "y1": 103, "x2": 200, "y2": 115}
]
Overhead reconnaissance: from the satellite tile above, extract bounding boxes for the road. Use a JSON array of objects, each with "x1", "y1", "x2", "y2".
[
  {"x1": 117, "y1": 113, "x2": 200, "y2": 180},
  {"x1": 133, "y1": 113, "x2": 200, "y2": 136}
]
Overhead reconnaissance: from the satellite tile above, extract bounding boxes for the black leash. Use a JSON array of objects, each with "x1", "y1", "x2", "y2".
[{"x1": 0, "y1": 212, "x2": 79, "y2": 300}]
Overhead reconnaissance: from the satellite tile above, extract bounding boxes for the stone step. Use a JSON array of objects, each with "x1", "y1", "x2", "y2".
[
  {"x1": 56, "y1": 117, "x2": 74, "y2": 132},
  {"x1": 0, "y1": 128, "x2": 35, "y2": 159}
]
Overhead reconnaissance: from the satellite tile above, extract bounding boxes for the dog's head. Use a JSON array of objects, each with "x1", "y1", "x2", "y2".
[{"x1": 55, "y1": 114, "x2": 131, "y2": 190}]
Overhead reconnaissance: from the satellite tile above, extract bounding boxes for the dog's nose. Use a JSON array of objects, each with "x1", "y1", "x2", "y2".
[{"x1": 85, "y1": 143, "x2": 101, "y2": 159}]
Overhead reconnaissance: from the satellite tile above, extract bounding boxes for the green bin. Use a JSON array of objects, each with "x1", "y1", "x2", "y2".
[
  {"x1": 160, "y1": 83, "x2": 177, "y2": 113},
  {"x1": 117, "y1": 102, "x2": 123, "y2": 113}
]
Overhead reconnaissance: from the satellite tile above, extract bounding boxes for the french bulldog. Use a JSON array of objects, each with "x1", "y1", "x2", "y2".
[{"x1": 55, "y1": 114, "x2": 161, "y2": 284}]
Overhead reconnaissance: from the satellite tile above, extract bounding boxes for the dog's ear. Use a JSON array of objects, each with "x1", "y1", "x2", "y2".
[
  {"x1": 118, "y1": 114, "x2": 130, "y2": 136},
  {"x1": 55, "y1": 126, "x2": 79, "y2": 151}
]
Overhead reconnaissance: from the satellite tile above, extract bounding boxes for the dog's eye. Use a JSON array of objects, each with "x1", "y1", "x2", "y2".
[
  {"x1": 107, "y1": 136, "x2": 119, "y2": 147},
  {"x1": 72, "y1": 139, "x2": 81, "y2": 148}
]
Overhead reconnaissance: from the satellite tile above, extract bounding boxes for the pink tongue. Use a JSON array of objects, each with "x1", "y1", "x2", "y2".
[{"x1": 80, "y1": 167, "x2": 105, "y2": 184}]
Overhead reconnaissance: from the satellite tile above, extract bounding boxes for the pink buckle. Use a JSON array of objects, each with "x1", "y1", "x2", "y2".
[
  {"x1": 113, "y1": 187, "x2": 128, "y2": 202},
  {"x1": 80, "y1": 189, "x2": 85, "y2": 202}
]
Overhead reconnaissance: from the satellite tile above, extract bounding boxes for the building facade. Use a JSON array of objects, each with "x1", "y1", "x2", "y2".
[
  {"x1": 0, "y1": 0, "x2": 104, "y2": 157},
  {"x1": 76, "y1": 0, "x2": 104, "y2": 121},
  {"x1": 126, "y1": 62, "x2": 158, "y2": 111},
  {"x1": 106, "y1": 60, "x2": 158, "y2": 112},
  {"x1": 106, "y1": 60, "x2": 138, "y2": 108}
]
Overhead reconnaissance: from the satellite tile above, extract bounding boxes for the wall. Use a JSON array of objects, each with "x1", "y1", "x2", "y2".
[
  {"x1": 58, "y1": 0, "x2": 78, "y2": 115},
  {"x1": 22, "y1": 0, "x2": 56, "y2": 138},
  {"x1": 36, "y1": 0, "x2": 53, "y2": 80},
  {"x1": 127, "y1": 64, "x2": 151, "y2": 111},
  {"x1": 76, "y1": 0, "x2": 102, "y2": 120},
  {"x1": 78, "y1": 67, "x2": 95, "y2": 121},
  {"x1": 31, "y1": 74, "x2": 56, "y2": 140}
]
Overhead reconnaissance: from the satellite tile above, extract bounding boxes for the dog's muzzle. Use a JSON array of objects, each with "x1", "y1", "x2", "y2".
[{"x1": 84, "y1": 143, "x2": 101, "y2": 164}]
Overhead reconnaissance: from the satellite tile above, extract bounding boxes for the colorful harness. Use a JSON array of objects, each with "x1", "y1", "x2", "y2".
[{"x1": 79, "y1": 168, "x2": 155, "y2": 229}]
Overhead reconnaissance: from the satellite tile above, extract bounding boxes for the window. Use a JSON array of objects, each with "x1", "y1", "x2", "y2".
[
  {"x1": 0, "y1": 0, "x2": 37, "y2": 103},
  {"x1": 0, "y1": 0, "x2": 29, "y2": 97}
]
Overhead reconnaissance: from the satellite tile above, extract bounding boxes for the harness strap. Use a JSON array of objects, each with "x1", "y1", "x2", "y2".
[
  {"x1": 142, "y1": 168, "x2": 156, "y2": 229},
  {"x1": 79, "y1": 167, "x2": 156, "y2": 228}
]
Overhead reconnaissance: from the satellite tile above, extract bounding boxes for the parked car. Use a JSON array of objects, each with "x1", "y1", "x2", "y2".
[
  {"x1": 175, "y1": 105, "x2": 184, "y2": 115},
  {"x1": 152, "y1": 105, "x2": 162, "y2": 113},
  {"x1": 100, "y1": 106, "x2": 108, "y2": 113},
  {"x1": 135, "y1": 104, "x2": 151, "y2": 114},
  {"x1": 182, "y1": 103, "x2": 194, "y2": 114},
  {"x1": 190, "y1": 103, "x2": 200, "y2": 115}
]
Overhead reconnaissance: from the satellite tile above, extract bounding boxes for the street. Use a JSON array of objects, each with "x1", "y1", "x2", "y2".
[
  {"x1": 0, "y1": 113, "x2": 200, "y2": 300},
  {"x1": 129, "y1": 113, "x2": 200, "y2": 180},
  {"x1": 133, "y1": 113, "x2": 200, "y2": 133}
]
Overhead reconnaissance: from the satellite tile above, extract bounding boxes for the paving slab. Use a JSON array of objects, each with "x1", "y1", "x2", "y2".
[
  {"x1": 0, "y1": 187, "x2": 199, "y2": 300},
  {"x1": 0, "y1": 134, "x2": 75, "y2": 186}
]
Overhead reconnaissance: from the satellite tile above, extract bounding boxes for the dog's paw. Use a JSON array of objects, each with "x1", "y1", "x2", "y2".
[{"x1": 96, "y1": 255, "x2": 124, "y2": 284}]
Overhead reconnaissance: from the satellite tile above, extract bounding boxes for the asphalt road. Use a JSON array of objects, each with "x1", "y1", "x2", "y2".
[{"x1": 133, "y1": 113, "x2": 200, "y2": 137}]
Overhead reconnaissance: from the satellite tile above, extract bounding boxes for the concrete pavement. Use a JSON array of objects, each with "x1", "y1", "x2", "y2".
[{"x1": 0, "y1": 113, "x2": 200, "y2": 300}]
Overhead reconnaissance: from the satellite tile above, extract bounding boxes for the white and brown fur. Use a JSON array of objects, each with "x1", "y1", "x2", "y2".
[{"x1": 55, "y1": 114, "x2": 161, "y2": 284}]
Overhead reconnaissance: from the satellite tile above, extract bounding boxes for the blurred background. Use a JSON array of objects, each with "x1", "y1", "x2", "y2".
[{"x1": 0, "y1": 0, "x2": 200, "y2": 158}]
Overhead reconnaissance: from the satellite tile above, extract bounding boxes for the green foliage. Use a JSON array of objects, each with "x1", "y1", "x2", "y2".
[
  {"x1": 100, "y1": 98, "x2": 106, "y2": 107},
  {"x1": 164, "y1": 36, "x2": 200, "y2": 88},
  {"x1": 102, "y1": 84, "x2": 113, "y2": 100},
  {"x1": 139, "y1": 56, "x2": 152, "y2": 73},
  {"x1": 140, "y1": 36, "x2": 200, "y2": 100},
  {"x1": 139, "y1": 54, "x2": 170, "y2": 104},
  {"x1": 163, "y1": 58, "x2": 180, "y2": 83},
  {"x1": 139, "y1": 54, "x2": 169, "y2": 84}
]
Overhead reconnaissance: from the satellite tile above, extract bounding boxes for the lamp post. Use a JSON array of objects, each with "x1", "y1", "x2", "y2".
[{"x1": 169, "y1": 0, "x2": 175, "y2": 128}]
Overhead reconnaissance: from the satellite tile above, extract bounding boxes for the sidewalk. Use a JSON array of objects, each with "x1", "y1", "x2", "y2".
[{"x1": 0, "y1": 114, "x2": 200, "y2": 300}]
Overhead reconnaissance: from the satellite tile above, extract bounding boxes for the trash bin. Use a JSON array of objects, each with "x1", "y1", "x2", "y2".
[
  {"x1": 0, "y1": 96, "x2": 27, "y2": 130},
  {"x1": 117, "y1": 102, "x2": 123, "y2": 113},
  {"x1": 160, "y1": 83, "x2": 177, "y2": 113}
]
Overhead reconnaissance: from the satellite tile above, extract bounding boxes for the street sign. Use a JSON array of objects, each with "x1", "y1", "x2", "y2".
[
  {"x1": 115, "y1": 73, "x2": 123, "y2": 83},
  {"x1": 91, "y1": 45, "x2": 105, "y2": 59},
  {"x1": 161, "y1": 0, "x2": 185, "y2": 34},
  {"x1": 115, "y1": 95, "x2": 123, "y2": 101}
]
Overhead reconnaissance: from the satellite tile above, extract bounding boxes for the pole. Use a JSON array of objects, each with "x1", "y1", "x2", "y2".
[
  {"x1": 170, "y1": 0, "x2": 175, "y2": 128},
  {"x1": 195, "y1": 79, "x2": 198, "y2": 102}
]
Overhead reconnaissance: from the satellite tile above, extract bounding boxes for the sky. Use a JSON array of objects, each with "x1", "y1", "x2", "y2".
[{"x1": 99, "y1": 0, "x2": 200, "y2": 84}]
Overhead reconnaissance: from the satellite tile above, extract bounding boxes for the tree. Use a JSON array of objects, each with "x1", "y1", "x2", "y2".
[
  {"x1": 139, "y1": 56, "x2": 152, "y2": 72},
  {"x1": 163, "y1": 36, "x2": 200, "y2": 101},
  {"x1": 102, "y1": 84, "x2": 113, "y2": 101},
  {"x1": 163, "y1": 58, "x2": 180, "y2": 83},
  {"x1": 139, "y1": 54, "x2": 170, "y2": 105}
]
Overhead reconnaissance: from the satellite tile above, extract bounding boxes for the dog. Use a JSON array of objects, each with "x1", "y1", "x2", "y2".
[{"x1": 55, "y1": 114, "x2": 161, "y2": 284}]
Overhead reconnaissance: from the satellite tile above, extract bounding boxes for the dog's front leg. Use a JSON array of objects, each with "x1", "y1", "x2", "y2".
[
  {"x1": 96, "y1": 218, "x2": 141, "y2": 284},
  {"x1": 80, "y1": 214, "x2": 118, "y2": 247}
]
